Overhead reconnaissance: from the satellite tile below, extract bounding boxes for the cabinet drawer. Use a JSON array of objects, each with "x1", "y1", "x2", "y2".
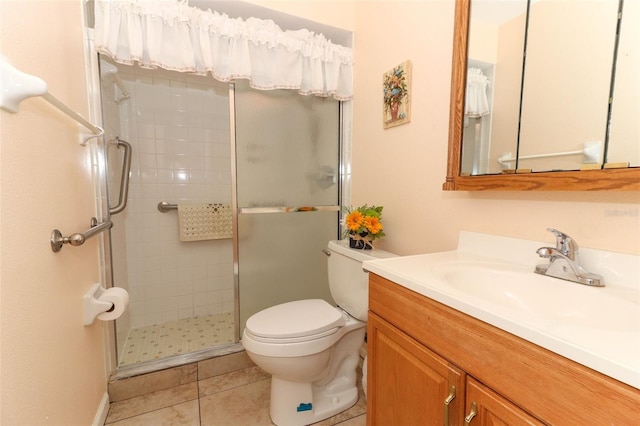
[{"x1": 465, "y1": 377, "x2": 544, "y2": 426}]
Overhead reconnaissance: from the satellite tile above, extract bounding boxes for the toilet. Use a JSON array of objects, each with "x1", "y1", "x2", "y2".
[{"x1": 241, "y1": 239, "x2": 396, "y2": 426}]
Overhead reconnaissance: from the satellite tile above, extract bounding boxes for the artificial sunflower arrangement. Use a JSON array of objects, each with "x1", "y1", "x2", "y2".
[{"x1": 343, "y1": 205, "x2": 385, "y2": 249}]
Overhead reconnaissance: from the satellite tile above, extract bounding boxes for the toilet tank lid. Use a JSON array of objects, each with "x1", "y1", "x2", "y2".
[
  {"x1": 245, "y1": 299, "x2": 345, "y2": 339},
  {"x1": 328, "y1": 240, "x2": 397, "y2": 263}
]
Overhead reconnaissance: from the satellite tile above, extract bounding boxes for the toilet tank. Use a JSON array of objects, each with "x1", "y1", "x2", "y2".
[{"x1": 327, "y1": 240, "x2": 397, "y2": 321}]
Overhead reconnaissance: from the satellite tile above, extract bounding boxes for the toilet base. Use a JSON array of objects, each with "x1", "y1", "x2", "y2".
[{"x1": 270, "y1": 377, "x2": 358, "y2": 426}]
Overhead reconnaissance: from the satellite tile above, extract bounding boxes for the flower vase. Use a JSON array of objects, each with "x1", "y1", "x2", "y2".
[
  {"x1": 349, "y1": 233, "x2": 372, "y2": 250},
  {"x1": 390, "y1": 102, "x2": 400, "y2": 120}
]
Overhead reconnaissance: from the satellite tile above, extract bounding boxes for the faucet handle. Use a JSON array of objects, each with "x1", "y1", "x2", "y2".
[
  {"x1": 547, "y1": 228, "x2": 578, "y2": 260},
  {"x1": 546, "y1": 228, "x2": 579, "y2": 259}
]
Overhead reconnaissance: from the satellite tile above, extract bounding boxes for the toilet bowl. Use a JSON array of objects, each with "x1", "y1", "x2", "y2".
[{"x1": 242, "y1": 240, "x2": 396, "y2": 426}]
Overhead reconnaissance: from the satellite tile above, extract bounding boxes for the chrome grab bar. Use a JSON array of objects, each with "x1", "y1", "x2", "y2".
[
  {"x1": 51, "y1": 218, "x2": 113, "y2": 252},
  {"x1": 109, "y1": 137, "x2": 132, "y2": 215}
]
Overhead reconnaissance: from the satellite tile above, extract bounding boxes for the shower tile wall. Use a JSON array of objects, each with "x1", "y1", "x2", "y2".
[{"x1": 107, "y1": 63, "x2": 233, "y2": 331}]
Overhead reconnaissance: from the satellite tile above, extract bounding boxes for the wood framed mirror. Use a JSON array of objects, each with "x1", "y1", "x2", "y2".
[{"x1": 443, "y1": 0, "x2": 640, "y2": 191}]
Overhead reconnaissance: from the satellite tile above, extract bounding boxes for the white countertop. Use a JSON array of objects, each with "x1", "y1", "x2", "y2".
[{"x1": 363, "y1": 231, "x2": 640, "y2": 389}]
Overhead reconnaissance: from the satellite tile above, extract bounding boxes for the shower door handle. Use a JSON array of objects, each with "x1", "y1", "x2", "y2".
[{"x1": 109, "y1": 137, "x2": 132, "y2": 216}]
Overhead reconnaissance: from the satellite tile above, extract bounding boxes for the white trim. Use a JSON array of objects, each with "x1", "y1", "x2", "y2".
[{"x1": 92, "y1": 392, "x2": 110, "y2": 426}]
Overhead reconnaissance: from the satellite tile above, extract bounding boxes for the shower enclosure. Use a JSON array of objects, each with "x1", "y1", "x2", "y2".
[
  {"x1": 461, "y1": 62, "x2": 494, "y2": 175},
  {"x1": 99, "y1": 57, "x2": 344, "y2": 372}
]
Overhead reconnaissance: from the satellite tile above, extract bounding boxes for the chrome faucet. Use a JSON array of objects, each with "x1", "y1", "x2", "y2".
[{"x1": 534, "y1": 228, "x2": 604, "y2": 287}]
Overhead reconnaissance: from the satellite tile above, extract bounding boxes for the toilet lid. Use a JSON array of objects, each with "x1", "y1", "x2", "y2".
[{"x1": 245, "y1": 299, "x2": 346, "y2": 339}]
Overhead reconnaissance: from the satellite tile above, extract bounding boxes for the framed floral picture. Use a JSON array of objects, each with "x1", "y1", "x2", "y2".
[{"x1": 383, "y1": 60, "x2": 412, "y2": 129}]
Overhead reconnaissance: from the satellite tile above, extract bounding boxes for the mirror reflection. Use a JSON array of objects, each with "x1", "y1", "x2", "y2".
[
  {"x1": 463, "y1": 0, "x2": 527, "y2": 175},
  {"x1": 608, "y1": 0, "x2": 640, "y2": 165},
  {"x1": 461, "y1": 0, "x2": 639, "y2": 176}
]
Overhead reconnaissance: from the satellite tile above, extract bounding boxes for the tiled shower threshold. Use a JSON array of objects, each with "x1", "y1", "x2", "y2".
[{"x1": 113, "y1": 342, "x2": 245, "y2": 381}]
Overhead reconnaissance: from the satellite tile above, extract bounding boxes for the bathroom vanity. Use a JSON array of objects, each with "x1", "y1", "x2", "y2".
[{"x1": 364, "y1": 232, "x2": 640, "y2": 425}]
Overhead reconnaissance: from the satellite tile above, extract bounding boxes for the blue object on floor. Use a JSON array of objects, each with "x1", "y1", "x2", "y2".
[{"x1": 296, "y1": 402, "x2": 312, "y2": 412}]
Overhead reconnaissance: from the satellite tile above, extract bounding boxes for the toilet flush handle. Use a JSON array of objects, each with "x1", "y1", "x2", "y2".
[{"x1": 321, "y1": 249, "x2": 331, "y2": 257}]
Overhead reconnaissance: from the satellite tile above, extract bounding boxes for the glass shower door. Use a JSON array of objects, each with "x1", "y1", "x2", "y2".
[{"x1": 234, "y1": 80, "x2": 341, "y2": 330}]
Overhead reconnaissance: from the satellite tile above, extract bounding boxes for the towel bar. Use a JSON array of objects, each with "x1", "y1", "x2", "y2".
[
  {"x1": 240, "y1": 206, "x2": 340, "y2": 214},
  {"x1": 0, "y1": 54, "x2": 104, "y2": 145},
  {"x1": 158, "y1": 201, "x2": 340, "y2": 214},
  {"x1": 497, "y1": 141, "x2": 602, "y2": 168},
  {"x1": 158, "y1": 201, "x2": 178, "y2": 212}
]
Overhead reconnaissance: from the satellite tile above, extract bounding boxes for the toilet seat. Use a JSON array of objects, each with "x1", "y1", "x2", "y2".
[
  {"x1": 245, "y1": 299, "x2": 346, "y2": 342},
  {"x1": 242, "y1": 300, "x2": 364, "y2": 358},
  {"x1": 244, "y1": 326, "x2": 341, "y2": 344}
]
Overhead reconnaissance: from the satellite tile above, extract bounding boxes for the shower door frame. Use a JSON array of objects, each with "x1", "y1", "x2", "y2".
[
  {"x1": 85, "y1": 50, "x2": 351, "y2": 378},
  {"x1": 83, "y1": 0, "x2": 353, "y2": 379},
  {"x1": 229, "y1": 82, "x2": 241, "y2": 342},
  {"x1": 229, "y1": 81, "x2": 350, "y2": 341}
]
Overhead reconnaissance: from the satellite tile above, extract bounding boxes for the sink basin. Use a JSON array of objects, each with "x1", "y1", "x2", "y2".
[{"x1": 431, "y1": 261, "x2": 639, "y2": 333}]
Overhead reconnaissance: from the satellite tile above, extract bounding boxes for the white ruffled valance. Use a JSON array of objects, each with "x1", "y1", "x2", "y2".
[
  {"x1": 94, "y1": 0, "x2": 353, "y2": 100},
  {"x1": 465, "y1": 67, "x2": 490, "y2": 117}
]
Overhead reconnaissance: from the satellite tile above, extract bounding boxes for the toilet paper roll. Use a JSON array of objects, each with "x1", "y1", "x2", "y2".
[{"x1": 96, "y1": 287, "x2": 129, "y2": 321}]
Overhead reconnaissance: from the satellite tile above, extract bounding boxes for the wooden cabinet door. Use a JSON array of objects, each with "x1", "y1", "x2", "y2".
[
  {"x1": 464, "y1": 378, "x2": 545, "y2": 426},
  {"x1": 367, "y1": 312, "x2": 465, "y2": 426}
]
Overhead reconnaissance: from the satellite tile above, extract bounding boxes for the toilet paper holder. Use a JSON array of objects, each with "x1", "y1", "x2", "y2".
[
  {"x1": 83, "y1": 283, "x2": 113, "y2": 325},
  {"x1": 83, "y1": 283, "x2": 128, "y2": 326}
]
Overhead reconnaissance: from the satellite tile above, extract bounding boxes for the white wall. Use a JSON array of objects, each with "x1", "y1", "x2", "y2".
[{"x1": 0, "y1": 1, "x2": 107, "y2": 424}]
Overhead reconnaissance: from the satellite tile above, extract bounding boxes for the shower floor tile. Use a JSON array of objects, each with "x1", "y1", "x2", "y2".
[{"x1": 119, "y1": 312, "x2": 235, "y2": 367}]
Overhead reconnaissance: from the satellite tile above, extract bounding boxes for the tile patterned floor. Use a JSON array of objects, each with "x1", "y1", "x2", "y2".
[
  {"x1": 118, "y1": 313, "x2": 235, "y2": 367},
  {"x1": 105, "y1": 362, "x2": 367, "y2": 426}
]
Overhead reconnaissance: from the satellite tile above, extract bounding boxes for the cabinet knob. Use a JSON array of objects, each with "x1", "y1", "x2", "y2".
[{"x1": 464, "y1": 401, "x2": 478, "y2": 425}]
